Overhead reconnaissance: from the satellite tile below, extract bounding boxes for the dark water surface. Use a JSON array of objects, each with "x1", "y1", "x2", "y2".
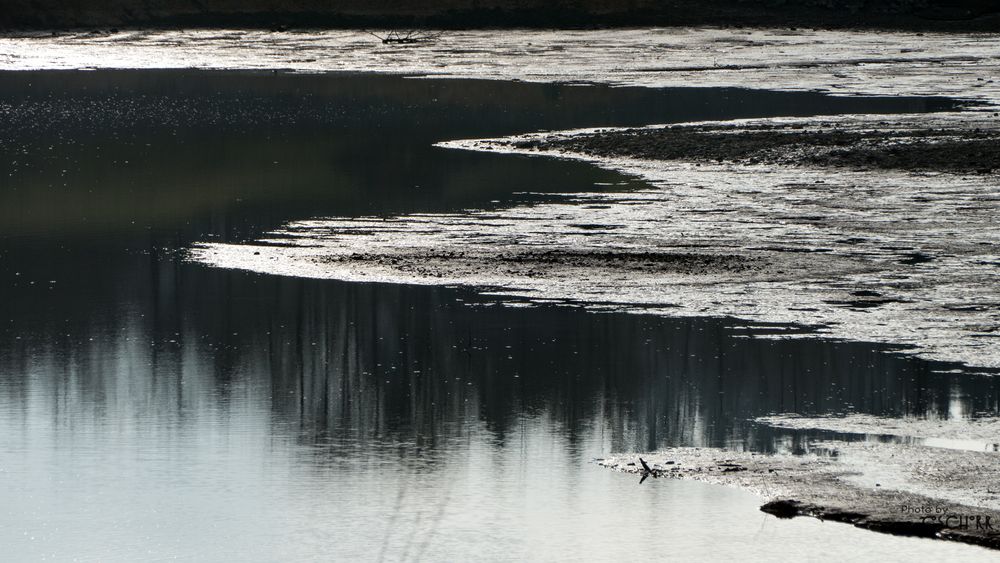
[{"x1": 0, "y1": 71, "x2": 995, "y2": 560}]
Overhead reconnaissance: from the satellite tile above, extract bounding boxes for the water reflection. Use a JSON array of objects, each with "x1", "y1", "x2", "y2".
[
  {"x1": 3, "y1": 261, "x2": 998, "y2": 559},
  {"x1": 4, "y1": 264, "x2": 997, "y2": 457},
  {"x1": 0, "y1": 70, "x2": 990, "y2": 560}
]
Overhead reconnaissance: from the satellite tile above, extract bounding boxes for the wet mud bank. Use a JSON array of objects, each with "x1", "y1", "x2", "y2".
[
  {"x1": 429, "y1": 111, "x2": 1000, "y2": 369},
  {"x1": 194, "y1": 110, "x2": 1000, "y2": 370},
  {"x1": 509, "y1": 115, "x2": 1000, "y2": 174},
  {"x1": 50, "y1": 29, "x2": 990, "y2": 369},
  {"x1": 601, "y1": 414, "x2": 1000, "y2": 549},
  {"x1": 600, "y1": 438, "x2": 1000, "y2": 550},
  {"x1": 4, "y1": 27, "x2": 1000, "y2": 559}
]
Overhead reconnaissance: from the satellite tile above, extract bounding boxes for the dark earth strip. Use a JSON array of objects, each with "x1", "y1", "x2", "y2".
[
  {"x1": 326, "y1": 250, "x2": 764, "y2": 274},
  {"x1": 510, "y1": 120, "x2": 1000, "y2": 174}
]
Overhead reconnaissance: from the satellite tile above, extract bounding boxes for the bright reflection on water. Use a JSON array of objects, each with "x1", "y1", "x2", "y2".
[{"x1": 0, "y1": 70, "x2": 995, "y2": 561}]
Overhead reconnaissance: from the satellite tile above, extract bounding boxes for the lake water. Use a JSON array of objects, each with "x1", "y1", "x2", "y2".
[{"x1": 0, "y1": 70, "x2": 996, "y2": 561}]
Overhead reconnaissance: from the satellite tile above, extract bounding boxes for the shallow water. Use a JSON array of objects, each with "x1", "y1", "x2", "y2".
[{"x1": 0, "y1": 70, "x2": 996, "y2": 560}]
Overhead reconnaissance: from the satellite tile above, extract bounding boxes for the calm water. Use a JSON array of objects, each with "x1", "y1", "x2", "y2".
[{"x1": 0, "y1": 71, "x2": 996, "y2": 561}]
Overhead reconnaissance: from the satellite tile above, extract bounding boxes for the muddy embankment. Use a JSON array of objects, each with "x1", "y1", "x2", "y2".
[
  {"x1": 511, "y1": 118, "x2": 1000, "y2": 174},
  {"x1": 192, "y1": 111, "x2": 1000, "y2": 370},
  {"x1": 600, "y1": 414, "x2": 1000, "y2": 551},
  {"x1": 2, "y1": 0, "x2": 1000, "y2": 31}
]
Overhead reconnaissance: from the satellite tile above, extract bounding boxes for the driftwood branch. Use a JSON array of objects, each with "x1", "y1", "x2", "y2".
[
  {"x1": 638, "y1": 457, "x2": 661, "y2": 484},
  {"x1": 364, "y1": 29, "x2": 444, "y2": 45}
]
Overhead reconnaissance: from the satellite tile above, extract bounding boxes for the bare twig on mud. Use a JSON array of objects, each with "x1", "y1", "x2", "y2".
[
  {"x1": 638, "y1": 457, "x2": 661, "y2": 484},
  {"x1": 364, "y1": 30, "x2": 444, "y2": 45}
]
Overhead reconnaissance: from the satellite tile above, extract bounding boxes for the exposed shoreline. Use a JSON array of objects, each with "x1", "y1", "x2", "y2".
[
  {"x1": 599, "y1": 437, "x2": 1000, "y2": 551},
  {"x1": 4, "y1": 28, "x2": 999, "y2": 110},
  {"x1": 192, "y1": 110, "x2": 1000, "y2": 370},
  {"x1": 4, "y1": 23, "x2": 1000, "y2": 559},
  {"x1": 509, "y1": 117, "x2": 1000, "y2": 174},
  {"x1": 5, "y1": 26, "x2": 1000, "y2": 555},
  {"x1": 601, "y1": 414, "x2": 1000, "y2": 551}
]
